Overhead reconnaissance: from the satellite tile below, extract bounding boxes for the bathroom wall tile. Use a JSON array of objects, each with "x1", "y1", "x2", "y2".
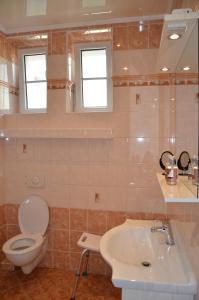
[
  {"x1": 69, "y1": 139, "x2": 89, "y2": 162},
  {"x1": 51, "y1": 31, "x2": 66, "y2": 55},
  {"x1": 69, "y1": 186, "x2": 89, "y2": 209},
  {"x1": 113, "y1": 26, "x2": 128, "y2": 50},
  {"x1": 33, "y1": 140, "x2": 51, "y2": 162},
  {"x1": 126, "y1": 187, "x2": 138, "y2": 212},
  {"x1": 69, "y1": 162, "x2": 89, "y2": 186},
  {"x1": 4, "y1": 180, "x2": 22, "y2": 204},
  {"x1": 39, "y1": 250, "x2": 53, "y2": 268},
  {"x1": 88, "y1": 163, "x2": 109, "y2": 186},
  {"x1": 128, "y1": 163, "x2": 159, "y2": 188},
  {"x1": 113, "y1": 87, "x2": 130, "y2": 113},
  {"x1": 129, "y1": 110, "x2": 159, "y2": 138},
  {"x1": 107, "y1": 112, "x2": 129, "y2": 138},
  {"x1": 69, "y1": 252, "x2": 81, "y2": 271},
  {"x1": 46, "y1": 185, "x2": 70, "y2": 208},
  {"x1": 0, "y1": 227, "x2": 6, "y2": 248},
  {"x1": 135, "y1": 187, "x2": 165, "y2": 214},
  {"x1": 47, "y1": 90, "x2": 67, "y2": 117},
  {"x1": 70, "y1": 208, "x2": 87, "y2": 231},
  {"x1": 4, "y1": 138, "x2": 17, "y2": 162},
  {"x1": 88, "y1": 187, "x2": 127, "y2": 212},
  {"x1": 113, "y1": 49, "x2": 158, "y2": 76},
  {"x1": 50, "y1": 207, "x2": 69, "y2": 229},
  {"x1": 0, "y1": 205, "x2": 5, "y2": 226},
  {"x1": 7, "y1": 224, "x2": 20, "y2": 239},
  {"x1": 87, "y1": 210, "x2": 108, "y2": 234},
  {"x1": 53, "y1": 229, "x2": 69, "y2": 251},
  {"x1": 50, "y1": 140, "x2": 70, "y2": 162},
  {"x1": 53, "y1": 251, "x2": 70, "y2": 270},
  {"x1": 88, "y1": 140, "x2": 110, "y2": 162},
  {"x1": 16, "y1": 139, "x2": 35, "y2": 161},
  {"x1": 47, "y1": 54, "x2": 67, "y2": 79},
  {"x1": 149, "y1": 22, "x2": 163, "y2": 48},
  {"x1": 128, "y1": 24, "x2": 149, "y2": 49},
  {"x1": 107, "y1": 211, "x2": 126, "y2": 229},
  {"x1": 88, "y1": 254, "x2": 107, "y2": 275},
  {"x1": 46, "y1": 229, "x2": 53, "y2": 250},
  {"x1": 5, "y1": 204, "x2": 18, "y2": 225},
  {"x1": 49, "y1": 162, "x2": 69, "y2": 185},
  {"x1": 69, "y1": 230, "x2": 82, "y2": 252},
  {"x1": 109, "y1": 138, "x2": 129, "y2": 163}
]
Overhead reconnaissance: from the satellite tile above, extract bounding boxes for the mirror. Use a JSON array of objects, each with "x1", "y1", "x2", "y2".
[
  {"x1": 177, "y1": 151, "x2": 191, "y2": 175},
  {"x1": 157, "y1": 11, "x2": 199, "y2": 198},
  {"x1": 175, "y1": 19, "x2": 198, "y2": 196},
  {"x1": 159, "y1": 151, "x2": 174, "y2": 173}
]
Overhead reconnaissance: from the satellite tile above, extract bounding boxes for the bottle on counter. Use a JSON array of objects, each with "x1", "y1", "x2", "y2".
[
  {"x1": 191, "y1": 156, "x2": 199, "y2": 186},
  {"x1": 165, "y1": 155, "x2": 178, "y2": 185}
]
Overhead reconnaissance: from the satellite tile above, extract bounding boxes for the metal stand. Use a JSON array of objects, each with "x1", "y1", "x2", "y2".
[{"x1": 70, "y1": 249, "x2": 90, "y2": 300}]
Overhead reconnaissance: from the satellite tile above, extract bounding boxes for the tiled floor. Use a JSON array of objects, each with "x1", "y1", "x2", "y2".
[{"x1": 0, "y1": 268, "x2": 121, "y2": 300}]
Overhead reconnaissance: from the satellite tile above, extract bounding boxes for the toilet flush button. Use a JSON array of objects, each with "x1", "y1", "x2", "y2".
[
  {"x1": 25, "y1": 175, "x2": 45, "y2": 188},
  {"x1": 32, "y1": 176, "x2": 40, "y2": 185}
]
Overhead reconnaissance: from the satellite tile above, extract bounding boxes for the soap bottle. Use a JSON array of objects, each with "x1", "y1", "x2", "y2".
[
  {"x1": 191, "y1": 156, "x2": 198, "y2": 186},
  {"x1": 165, "y1": 155, "x2": 178, "y2": 185},
  {"x1": 188, "y1": 156, "x2": 196, "y2": 181}
]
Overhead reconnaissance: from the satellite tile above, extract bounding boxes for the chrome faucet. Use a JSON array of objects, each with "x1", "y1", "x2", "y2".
[{"x1": 151, "y1": 220, "x2": 175, "y2": 245}]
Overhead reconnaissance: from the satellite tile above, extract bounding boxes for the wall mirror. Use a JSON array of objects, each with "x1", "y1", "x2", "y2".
[
  {"x1": 175, "y1": 19, "x2": 198, "y2": 197},
  {"x1": 157, "y1": 11, "x2": 199, "y2": 199}
]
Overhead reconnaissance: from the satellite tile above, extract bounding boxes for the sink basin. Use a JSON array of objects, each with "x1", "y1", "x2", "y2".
[{"x1": 100, "y1": 219, "x2": 196, "y2": 299}]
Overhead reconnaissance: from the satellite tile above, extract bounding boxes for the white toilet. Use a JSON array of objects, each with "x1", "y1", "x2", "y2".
[{"x1": 2, "y1": 195, "x2": 49, "y2": 274}]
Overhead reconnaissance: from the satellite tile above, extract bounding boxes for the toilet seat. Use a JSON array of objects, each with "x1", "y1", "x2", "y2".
[
  {"x1": 19, "y1": 195, "x2": 49, "y2": 235},
  {"x1": 3, "y1": 233, "x2": 43, "y2": 255}
]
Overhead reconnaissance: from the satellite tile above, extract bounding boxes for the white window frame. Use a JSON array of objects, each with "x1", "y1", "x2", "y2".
[
  {"x1": 75, "y1": 41, "x2": 112, "y2": 112},
  {"x1": 19, "y1": 47, "x2": 47, "y2": 114}
]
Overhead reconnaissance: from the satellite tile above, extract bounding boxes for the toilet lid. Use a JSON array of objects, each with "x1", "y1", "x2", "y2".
[{"x1": 18, "y1": 195, "x2": 49, "y2": 235}]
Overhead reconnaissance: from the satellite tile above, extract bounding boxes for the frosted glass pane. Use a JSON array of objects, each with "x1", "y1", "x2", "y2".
[
  {"x1": 82, "y1": 79, "x2": 107, "y2": 108},
  {"x1": 82, "y1": 49, "x2": 107, "y2": 78},
  {"x1": 25, "y1": 54, "x2": 46, "y2": 81},
  {"x1": 26, "y1": 82, "x2": 47, "y2": 109}
]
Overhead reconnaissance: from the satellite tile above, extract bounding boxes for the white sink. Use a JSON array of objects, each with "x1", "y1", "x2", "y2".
[{"x1": 100, "y1": 219, "x2": 197, "y2": 300}]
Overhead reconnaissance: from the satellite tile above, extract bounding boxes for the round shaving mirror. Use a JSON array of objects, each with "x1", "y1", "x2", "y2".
[
  {"x1": 159, "y1": 151, "x2": 174, "y2": 173},
  {"x1": 177, "y1": 151, "x2": 191, "y2": 175}
]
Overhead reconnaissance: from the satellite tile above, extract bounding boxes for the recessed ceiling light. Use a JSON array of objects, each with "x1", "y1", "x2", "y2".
[
  {"x1": 116, "y1": 43, "x2": 121, "y2": 48},
  {"x1": 183, "y1": 66, "x2": 191, "y2": 71},
  {"x1": 161, "y1": 67, "x2": 169, "y2": 72},
  {"x1": 168, "y1": 33, "x2": 181, "y2": 40},
  {"x1": 123, "y1": 67, "x2": 128, "y2": 71}
]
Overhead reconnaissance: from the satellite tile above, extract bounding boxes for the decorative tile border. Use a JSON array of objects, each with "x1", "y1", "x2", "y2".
[
  {"x1": 47, "y1": 73, "x2": 198, "y2": 90},
  {"x1": 112, "y1": 73, "x2": 198, "y2": 87},
  {"x1": 47, "y1": 79, "x2": 73, "y2": 90},
  {"x1": 0, "y1": 32, "x2": 18, "y2": 64}
]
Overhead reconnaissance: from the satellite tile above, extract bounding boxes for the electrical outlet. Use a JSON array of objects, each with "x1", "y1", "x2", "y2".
[{"x1": 25, "y1": 175, "x2": 45, "y2": 188}]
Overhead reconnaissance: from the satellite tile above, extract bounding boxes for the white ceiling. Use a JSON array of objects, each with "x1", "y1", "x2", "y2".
[{"x1": 0, "y1": 0, "x2": 180, "y2": 33}]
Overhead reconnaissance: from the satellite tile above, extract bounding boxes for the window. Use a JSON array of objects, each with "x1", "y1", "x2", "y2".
[
  {"x1": 19, "y1": 48, "x2": 47, "y2": 112},
  {"x1": 75, "y1": 42, "x2": 112, "y2": 112}
]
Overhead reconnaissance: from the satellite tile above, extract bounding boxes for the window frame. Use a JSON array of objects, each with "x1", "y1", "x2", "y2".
[
  {"x1": 75, "y1": 41, "x2": 112, "y2": 112},
  {"x1": 19, "y1": 47, "x2": 47, "y2": 114}
]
